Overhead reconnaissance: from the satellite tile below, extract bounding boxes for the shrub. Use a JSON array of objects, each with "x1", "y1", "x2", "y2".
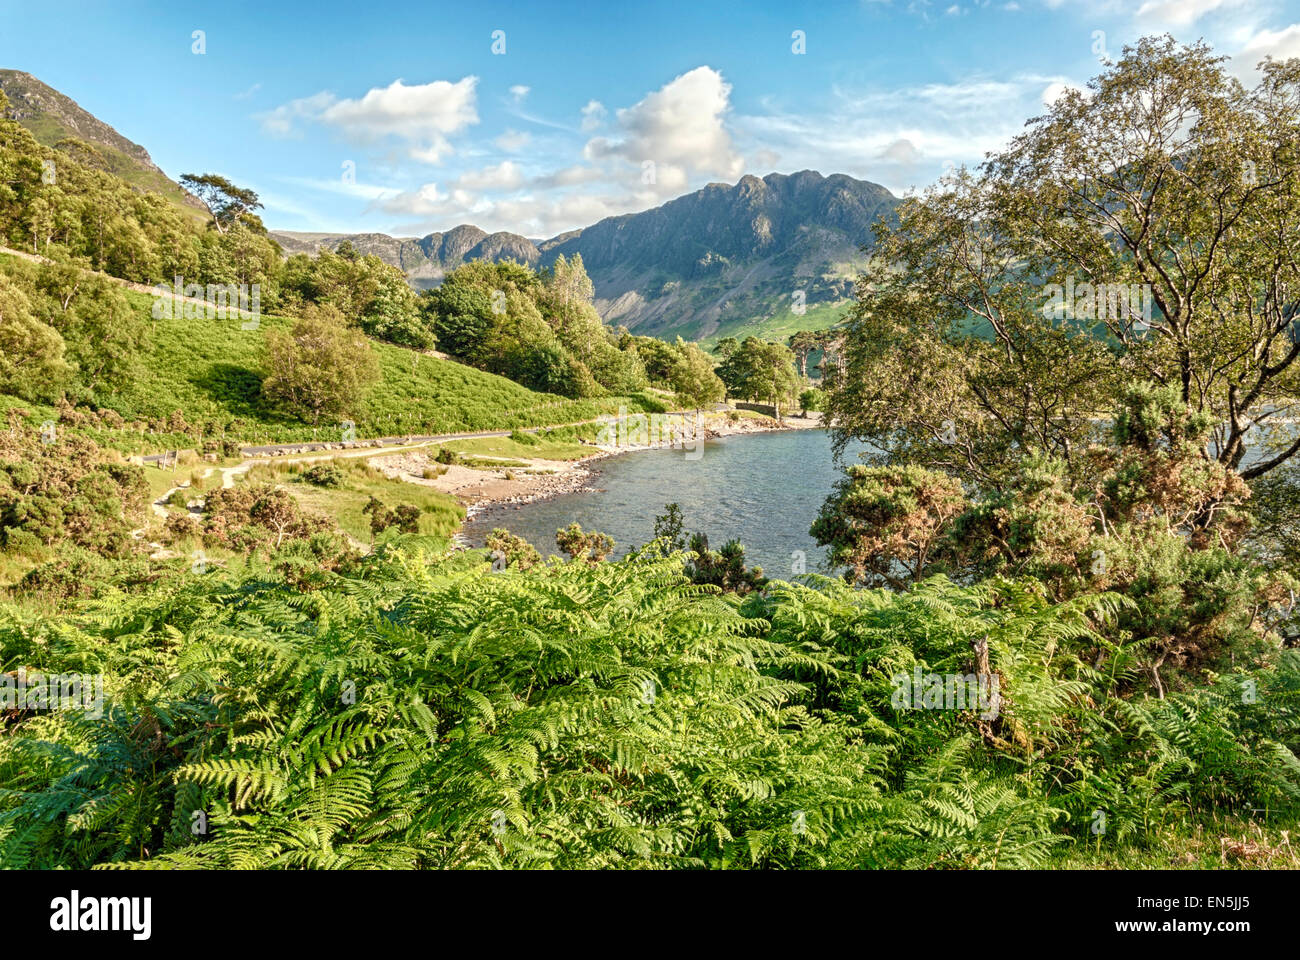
[
  {"x1": 485, "y1": 528, "x2": 542, "y2": 571},
  {"x1": 555, "y1": 523, "x2": 614, "y2": 564},
  {"x1": 302, "y1": 463, "x2": 346, "y2": 488}
]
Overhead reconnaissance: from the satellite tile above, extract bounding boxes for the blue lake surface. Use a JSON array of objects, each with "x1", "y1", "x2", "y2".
[{"x1": 464, "y1": 428, "x2": 864, "y2": 578}]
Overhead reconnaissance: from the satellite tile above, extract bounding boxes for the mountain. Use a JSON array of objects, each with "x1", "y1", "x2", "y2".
[
  {"x1": 274, "y1": 225, "x2": 542, "y2": 289},
  {"x1": 273, "y1": 170, "x2": 899, "y2": 342},
  {"x1": 0, "y1": 68, "x2": 205, "y2": 221}
]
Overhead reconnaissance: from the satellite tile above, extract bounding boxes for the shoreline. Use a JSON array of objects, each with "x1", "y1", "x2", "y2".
[{"x1": 367, "y1": 411, "x2": 824, "y2": 546}]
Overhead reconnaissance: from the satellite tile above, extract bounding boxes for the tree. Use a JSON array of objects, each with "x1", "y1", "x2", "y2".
[
  {"x1": 669, "y1": 338, "x2": 726, "y2": 410},
  {"x1": 485, "y1": 528, "x2": 542, "y2": 570},
  {"x1": 828, "y1": 38, "x2": 1300, "y2": 507},
  {"x1": 651, "y1": 502, "x2": 686, "y2": 553},
  {"x1": 262, "y1": 305, "x2": 379, "y2": 425},
  {"x1": 717, "y1": 336, "x2": 800, "y2": 417},
  {"x1": 179, "y1": 173, "x2": 264, "y2": 234},
  {"x1": 361, "y1": 267, "x2": 430, "y2": 349},
  {"x1": 799, "y1": 387, "x2": 825, "y2": 415},
  {"x1": 31, "y1": 261, "x2": 145, "y2": 396},
  {"x1": 540, "y1": 253, "x2": 595, "y2": 335},
  {"x1": 0, "y1": 272, "x2": 69, "y2": 401},
  {"x1": 788, "y1": 330, "x2": 821, "y2": 379},
  {"x1": 811, "y1": 464, "x2": 968, "y2": 589},
  {"x1": 633, "y1": 335, "x2": 679, "y2": 385}
]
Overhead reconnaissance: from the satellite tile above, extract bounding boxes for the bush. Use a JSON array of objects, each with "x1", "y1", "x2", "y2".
[
  {"x1": 202, "y1": 483, "x2": 330, "y2": 552},
  {"x1": 555, "y1": 523, "x2": 614, "y2": 564},
  {"x1": 485, "y1": 528, "x2": 542, "y2": 570},
  {"x1": 302, "y1": 463, "x2": 346, "y2": 488}
]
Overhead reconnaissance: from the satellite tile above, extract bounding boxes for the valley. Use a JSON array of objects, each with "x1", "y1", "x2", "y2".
[{"x1": 1, "y1": 28, "x2": 1299, "y2": 886}]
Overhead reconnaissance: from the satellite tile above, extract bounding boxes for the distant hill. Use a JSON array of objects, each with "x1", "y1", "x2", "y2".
[
  {"x1": 274, "y1": 170, "x2": 899, "y2": 342},
  {"x1": 0, "y1": 68, "x2": 207, "y2": 221}
]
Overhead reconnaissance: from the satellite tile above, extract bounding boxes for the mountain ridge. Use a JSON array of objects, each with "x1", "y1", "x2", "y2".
[
  {"x1": 0, "y1": 68, "x2": 207, "y2": 220},
  {"x1": 274, "y1": 170, "x2": 898, "y2": 341}
]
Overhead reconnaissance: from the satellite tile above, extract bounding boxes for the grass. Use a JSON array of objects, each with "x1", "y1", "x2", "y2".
[
  {"x1": 239, "y1": 456, "x2": 463, "y2": 544},
  {"x1": 693, "y1": 299, "x2": 851, "y2": 350},
  {"x1": 1048, "y1": 818, "x2": 1300, "y2": 870},
  {"x1": 441, "y1": 434, "x2": 592, "y2": 461},
  {"x1": 99, "y1": 286, "x2": 658, "y2": 443},
  {"x1": 0, "y1": 261, "x2": 664, "y2": 452}
]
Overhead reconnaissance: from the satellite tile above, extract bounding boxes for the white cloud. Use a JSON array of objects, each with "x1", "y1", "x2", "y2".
[
  {"x1": 258, "y1": 91, "x2": 337, "y2": 138},
  {"x1": 282, "y1": 175, "x2": 402, "y2": 201},
  {"x1": 1135, "y1": 0, "x2": 1247, "y2": 28},
  {"x1": 735, "y1": 73, "x2": 1073, "y2": 195},
  {"x1": 454, "y1": 160, "x2": 525, "y2": 190},
  {"x1": 261, "y1": 78, "x2": 480, "y2": 162},
  {"x1": 580, "y1": 99, "x2": 607, "y2": 131},
  {"x1": 584, "y1": 66, "x2": 743, "y2": 195},
  {"x1": 529, "y1": 165, "x2": 608, "y2": 189},
  {"x1": 1235, "y1": 24, "x2": 1300, "y2": 74},
  {"x1": 495, "y1": 128, "x2": 532, "y2": 152},
  {"x1": 320, "y1": 77, "x2": 479, "y2": 161},
  {"x1": 509, "y1": 84, "x2": 530, "y2": 104}
]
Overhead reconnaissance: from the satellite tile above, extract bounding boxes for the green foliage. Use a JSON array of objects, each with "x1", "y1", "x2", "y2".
[
  {"x1": 799, "y1": 387, "x2": 825, "y2": 413},
  {"x1": 1, "y1": 549, "x2": 1293, "y2": 869},
  {"x1": 422, "y1": 257, "x2": 652, "y2": 399},
  {"x1": 716, "y1": 336, "x2": 800, "y2": 414},
  {"x1": 201, "y1": 482, "x2": 332, "y2": 553},
  {"x1": 685, "y1": 532, "x2": 767, "y2": 596},
  {"x1": 651, "y1": 503, "x2": 685, "y2": 554},
  {"x1": 178, "y1": 173, "x2": 263, "y2": 233},
  {"x1": 280, "y1": 248, "x2": 431, "y2": 350},
  {"x1": 812, "y1": 463, "x2": 967, "y2": 589},
  {"x1": 262, "y1": 305, "x2": 381, "y2": 425},
  {"x1": 0, "y1": 270, "x2": 68, "y2": 402},
  {"x1": 668, "y1": 338, "x2": 726, "y2": 410},
  {"x1": 814, "y1": 391, "x2": 1274, "y2": 692},
  {"x1": 301, "y1": 463, "x2": 346, "y2": 488},
  {"x1": 362, "y1": 496, "x2": 420, "y2": 537},
  {"x1": 0, "y1": 425, "x2": 147, "y2": 558},
  {"x1": 485, "y1": 527, "x2": 541, "y2": 571},
  {"x1": 555, "y1": 522, "x2": 614, "y2": 564}
]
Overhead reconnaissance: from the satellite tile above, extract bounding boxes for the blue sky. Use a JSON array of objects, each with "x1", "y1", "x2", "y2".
[{"x1": 3, "y1": 0, "x2": 1299, "y2": 238}]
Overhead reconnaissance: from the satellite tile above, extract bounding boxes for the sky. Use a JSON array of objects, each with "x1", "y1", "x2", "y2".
[{"x1": 3, "y1": 0, "x2": 1300, "y2": 239}]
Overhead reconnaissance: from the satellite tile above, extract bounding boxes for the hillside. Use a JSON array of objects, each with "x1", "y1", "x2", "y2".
[
  {"x1": 274, "y1": 171, "x2": 899, "y2": 342},
  {"x1": 0, "y1": 253, "x2": 657, "y2": 452},
  {"x1": 0, "y1": 68, "x2": 207, "y2": 222}
]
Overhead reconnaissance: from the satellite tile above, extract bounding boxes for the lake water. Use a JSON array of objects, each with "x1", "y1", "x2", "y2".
[{"x1": 463, "y1": 429, "x2": 860, "y2": 578}]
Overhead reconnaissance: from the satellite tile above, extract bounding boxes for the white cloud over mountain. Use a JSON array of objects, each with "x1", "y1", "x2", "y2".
[{"x1": 260, "y1": 77, "x2": 479, "y2": 163}]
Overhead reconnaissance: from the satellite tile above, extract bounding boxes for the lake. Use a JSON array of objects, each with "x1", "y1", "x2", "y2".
[{"x1": 463, "y1": 428, "x2": 860, "y2": 578}]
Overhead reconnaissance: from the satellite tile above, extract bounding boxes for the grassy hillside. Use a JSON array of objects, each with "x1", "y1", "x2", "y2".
[
  {"x1": 110, "y1": 286, "x2": 653, "y2": 438},
  {"x1": 696, "y1": 299, "x2": 850, "y2": 350},
  {"x1": 0, "y1": 68, "x2": 207, "y2": 224},
  {"x1": 0, "y1": 259, "x2": 661, "y2": 452}
]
